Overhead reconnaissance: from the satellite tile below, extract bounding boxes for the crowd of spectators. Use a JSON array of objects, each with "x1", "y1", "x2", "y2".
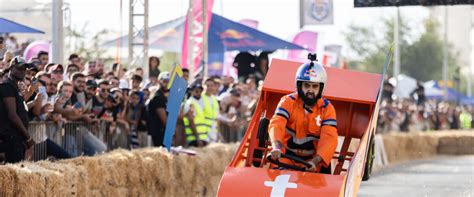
[
  {"x1": 0, "y1": 35, "x2": 265, "y2": 163},
  {"x1": 0, "y1": 35, "x2": 472, "y2": 163},
  {"x1": 377, "y1": 82, "x2": 473, "y2": 133}
]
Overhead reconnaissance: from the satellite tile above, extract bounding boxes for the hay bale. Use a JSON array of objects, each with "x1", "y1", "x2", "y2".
[
  {"x1": 35, "y1": 161, "x2": 86, "y2": 196},
  {"x1": 0, "y1": 143, "x2": 239, "y2": 197},
  {"x1": 0, "y1": 167, "x2": 18, "y2": 196},
  {"x1": 382, "y1": 133, "x2": 440, "y2": 164},
  {"x1": 437, "y1": 134, "x2": 474, "y2": 155},
  {"x1": 382, "y1": 130, "x2": 474, "y2": 164}
]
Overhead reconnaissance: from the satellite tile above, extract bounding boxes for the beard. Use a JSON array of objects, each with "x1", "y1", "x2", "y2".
[{"x1": 303, "y1": 92, "x2": 318, "y2": 106}]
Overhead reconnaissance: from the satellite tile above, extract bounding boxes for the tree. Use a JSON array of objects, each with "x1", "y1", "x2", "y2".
[
  {"x1": 402, "y1": 18, "x2": 458, "y2": 82},
  {"x1": 344, "y1": 15, "x2": 459, "y2": 83},
  {"x1": 65, "y1": 24, "x2": 113, "y2": 63}
]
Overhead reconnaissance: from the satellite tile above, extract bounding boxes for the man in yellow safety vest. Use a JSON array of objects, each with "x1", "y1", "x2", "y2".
[{"x1": 183, "y1": 78, "x2": 220, "y2": 147}]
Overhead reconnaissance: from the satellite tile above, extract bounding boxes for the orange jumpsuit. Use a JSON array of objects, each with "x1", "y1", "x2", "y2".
[{"x1": 268, "y1": 92, "x2": 338, "y2": 169}]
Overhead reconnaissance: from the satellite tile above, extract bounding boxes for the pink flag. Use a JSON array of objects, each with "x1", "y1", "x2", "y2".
[
  {"x1": 181, "y1": 0, "x2": 214, "y2": 72},
  {"x1": 287, "y1": 31, "x2": 318, "y2": 62}
]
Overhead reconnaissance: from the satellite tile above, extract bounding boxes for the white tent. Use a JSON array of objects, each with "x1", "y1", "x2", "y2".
[
  {"x1": 423, "y1": 80, "x2": 443, "y2": 97},
  {"x1": 389, "y1": 74, "x2": 418, "y2": 99}
]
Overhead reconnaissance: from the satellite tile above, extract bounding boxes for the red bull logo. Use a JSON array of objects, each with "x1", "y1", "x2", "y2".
[
  {"x1": 220, "y1": 29, "x2": 251, "y2": 39},
  {"x1": 304, "y1": 69, "x2": 318, "y2": 78}
]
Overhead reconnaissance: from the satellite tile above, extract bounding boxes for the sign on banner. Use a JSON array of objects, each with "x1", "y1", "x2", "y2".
[{"x1": 300, "y1": 0, "x2": 334, "y2": 27}]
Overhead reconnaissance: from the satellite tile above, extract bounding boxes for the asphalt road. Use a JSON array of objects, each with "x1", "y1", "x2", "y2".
[{"x1": 358, "y1": 155, "x2": 474, "y2": 197}]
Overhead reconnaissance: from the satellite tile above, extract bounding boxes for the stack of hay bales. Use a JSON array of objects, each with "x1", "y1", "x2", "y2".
[
  {"x1": 382, "y1": 130, "x2": 473, "y2": 164},
  {"x1": 0, "y1": 143, "x2": 239, "y2": 196},
  {"x1": 437, "y1": 132, "x2": 474, "y2": 155}
]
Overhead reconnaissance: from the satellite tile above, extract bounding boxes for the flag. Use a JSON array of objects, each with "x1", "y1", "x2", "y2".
[
  {"x1": 163, "y1": 75, "x2": 188, "y2": 151},
  {"x1": 288, "y1": 31, "x2": 318, "y2": 62},
  {"x1": 180, "y1": 0, "x2": 214, "y2": 74},
  {"x1": 168, "y1": 64, "x2": 184, "y2": 89}
]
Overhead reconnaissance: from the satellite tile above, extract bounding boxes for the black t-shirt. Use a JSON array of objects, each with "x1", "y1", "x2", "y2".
[
  {"x1": 147, "y1": 89, "x2": 167, "y2": 135},
  {"x1": 0, "y1": 80, "x2": 29, "y2": 138}
]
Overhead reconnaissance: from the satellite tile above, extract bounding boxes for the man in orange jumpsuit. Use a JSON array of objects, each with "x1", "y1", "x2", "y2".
[{"x1": 268, "y1": 56, "x2": 338, "y2": 173}]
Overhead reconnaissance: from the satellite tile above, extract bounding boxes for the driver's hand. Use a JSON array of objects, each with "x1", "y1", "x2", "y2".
[
  {"x1": 307, "y1": 161, "x2": 317, "y2": 172},
  {"x1": 307, "y1": 155, "x2": 322, "y2": 172},
  {"x1": 270, "y1": 149, "x2": 282, "y2": 160}
]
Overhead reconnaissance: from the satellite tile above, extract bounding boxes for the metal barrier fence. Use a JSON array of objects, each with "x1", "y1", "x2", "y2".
[
  {"x1": 28, "y1": 121, "x2": 153, "y2": 161},
  {"x1": 27, "y1": 120, "x2": 244, "y2": 161}
]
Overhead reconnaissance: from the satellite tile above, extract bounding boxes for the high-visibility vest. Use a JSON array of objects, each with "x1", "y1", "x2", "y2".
[
  {"x1": 183, "y1": 94, "x2": 218, "y2": 142},
  {"x1": 459, "y1": 112, "x2": 472, "y2": 129}
]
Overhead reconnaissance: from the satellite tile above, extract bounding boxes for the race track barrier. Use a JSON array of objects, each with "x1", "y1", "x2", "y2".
[
  {"x1": 0, "y1": 143, "x2": 238, "y2": 196},
  {"x1": 375, "y1": 130, "x2": 473, "y2": 168},
  {"x1": 0, "y1": 130, "x2": 471, "y2": 196}
]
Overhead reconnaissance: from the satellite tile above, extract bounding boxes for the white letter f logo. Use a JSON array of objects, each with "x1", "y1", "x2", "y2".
[{"x1": 264, "y1": 175, "x2": 297, "y2": 197}]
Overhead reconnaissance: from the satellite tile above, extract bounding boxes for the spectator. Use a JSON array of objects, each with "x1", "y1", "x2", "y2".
[
  {"x1": 219, "y1": 75, "x2": 234, "y2": 96},
  {"x1": 28, "y1": 72, "x2": 51, "y2": 120},
  {"x1": 84, "y1": 80, "x2": 98, "y2": 113},
  {"x1": 233, "y1": 52, "x2": 257, "y2": 82},
  {"x1": 91, "y1": 80, "x2": 109, "y2": 117},
  {"x1": 25, "y1": 65, "x2": 39, "y2": 81},
  {"x1": 109, "y1": 76, "x2": 120, "y2": 89},
  {"x1": 65, "y1": 64, "x2": 80, "y2": 80},
  {"x1": 3, "y1": 50, "x2": 13, "y2": 66},
  {"x1": 134, "y1": 67, "x2": 144, "y2": 78},
  {"x1": 37, "y1": 51, "x2": 49, "y2": 71},
  {"x1": 410, "y1": 82, "x2": 426, "y2": 106},
  {"x1": 182, "y1": 68, "x2": 190, "y2": 83},
  {"x1": 96, "y1": 59, "x2": 105, "y2": 79},
  {"x1": 0, "y1": 57, "x2": 35, "y2": 163},
  {"x1": 256, "y1": 51, "x2": 272, "y2": 80},
  {"x1": 48, "y1": 64, "x2": 65, "y2": 84},
  {"x1": 149, "y1": 56, "x2": 161, "y2": 78},
  {"x1": 0, "y1": 36, "x2": 6, "y2": 59},
  {"x1": 85, "y1": 60, "x2": 98, "y2": 78},
  {"x1": 54, "y1": 81, "x2": 106, "y2": 156},
  {"x1": 68, "y1": 54, "x2": 81, "y2": 69},
  {"x1": 382, "y1": 81, "x2": 394, "y2": 103},
  {"x1": 5, "y1": 35, "x2": 19, "y2": 52},
  {"x1": 125, "y1": 90, "x2": 148, "y2": 148},
  {"x1": 70, "y1": 72, "x2": 87, "y2": 108},
  {"x1": 147, "y1": 71, "x2": 170, "y2": 147}
]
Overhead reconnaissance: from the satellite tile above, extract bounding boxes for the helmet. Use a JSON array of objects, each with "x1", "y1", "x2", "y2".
[{"x1": 295, "y1": 54, "x2": 327, "y2": 105}]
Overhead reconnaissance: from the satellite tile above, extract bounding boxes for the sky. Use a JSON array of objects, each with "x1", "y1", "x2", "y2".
[{"x1": 62, "y1": 0, "x2": 431, "y2": 58}]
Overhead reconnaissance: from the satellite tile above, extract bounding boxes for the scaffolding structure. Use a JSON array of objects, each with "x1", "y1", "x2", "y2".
[{"x1": 128, "y1": 0, "x2": 149, "y2": 76}]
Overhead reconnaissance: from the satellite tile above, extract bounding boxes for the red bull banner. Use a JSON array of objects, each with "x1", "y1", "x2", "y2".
[
  {"x1": 288, "y1": 31, "x2": 318, "y2": 62},
  {"x1": 181, "y1": 0, "x2": 214, "y2": 72}
]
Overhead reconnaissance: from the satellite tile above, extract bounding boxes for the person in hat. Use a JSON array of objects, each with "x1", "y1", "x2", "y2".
[
  {"x1": 147, "y1": 71, "x2": 170, "y2": 147},
  {"x1": 48, "y1": 64, "x2": 65, "y2": 83},
  {"x1": 0, "y1": 56, "x2": 35, "y2": 163},
  {"x1": 182, "y1": 81, "x2": 207, "y2": 147}
]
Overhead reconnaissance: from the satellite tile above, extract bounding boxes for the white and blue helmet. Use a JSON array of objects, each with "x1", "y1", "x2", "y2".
[{"x1": 295, "y1": 54, "x2": 327, "y2": 105}]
